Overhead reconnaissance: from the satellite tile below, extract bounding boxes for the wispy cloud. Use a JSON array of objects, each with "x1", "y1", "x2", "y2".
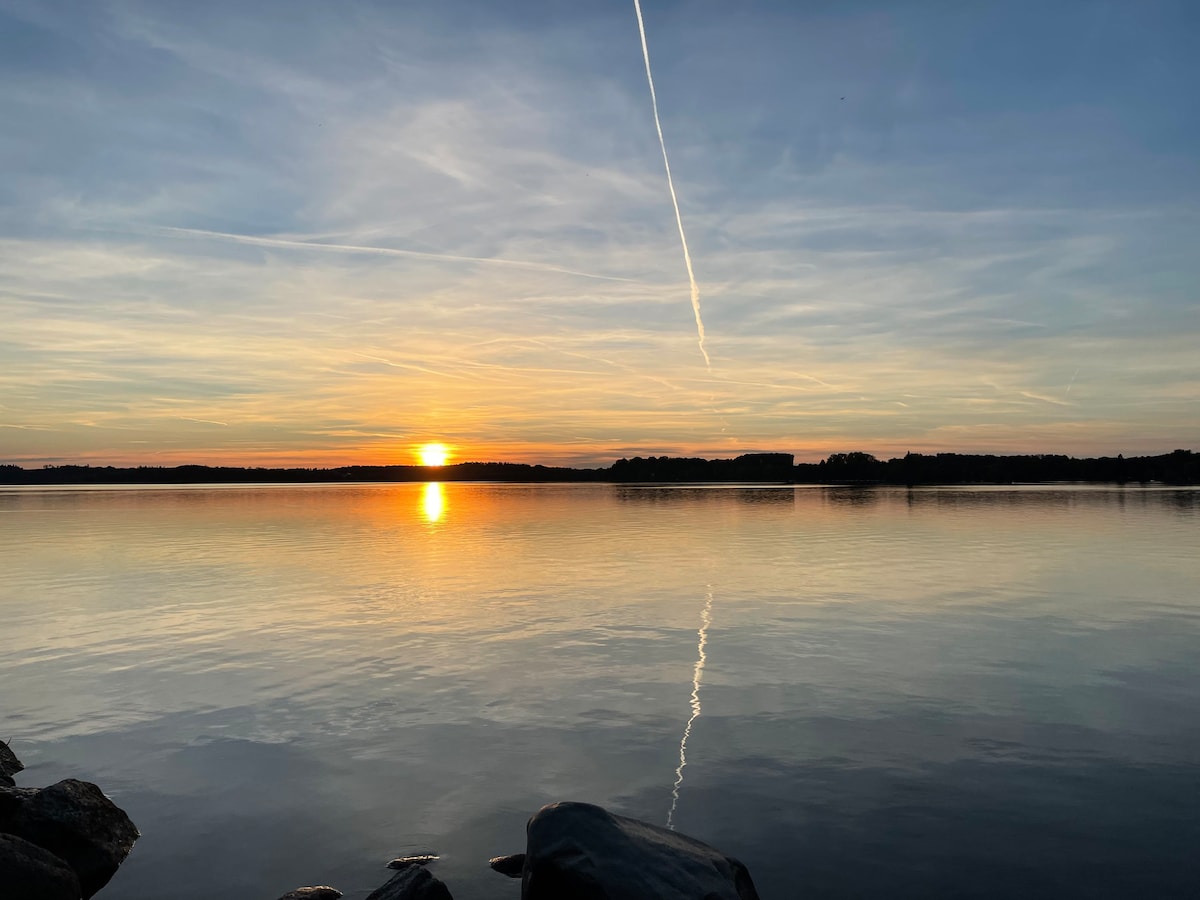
[{"x1": 153, "y1": 226, "x2": 639, "y2": 283}]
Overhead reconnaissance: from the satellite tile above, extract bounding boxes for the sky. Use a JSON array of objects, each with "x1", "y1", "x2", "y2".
[{"x1": 2, "y1": 0, "x2": 1198, "y2": 468}]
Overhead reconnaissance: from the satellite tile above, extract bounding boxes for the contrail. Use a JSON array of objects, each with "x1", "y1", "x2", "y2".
[
  {"x1": 632, "y1": 0, "x2": 711, "y2": 371},
  {"x1": 1066, "y1": 367, "x2": 1080, "y2": 396},
  {"x1": 667, "y1": 587, "x2": 713, "y2": 831}
]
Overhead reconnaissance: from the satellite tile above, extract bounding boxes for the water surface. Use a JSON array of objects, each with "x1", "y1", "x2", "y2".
[{"x1": 1, "y1": 483, "x2": 1197, "y2": 898}]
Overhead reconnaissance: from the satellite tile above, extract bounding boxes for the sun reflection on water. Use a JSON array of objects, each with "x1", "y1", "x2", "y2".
[{"x1": 422, "y1": 482, "x2": 445, "y2": 523}]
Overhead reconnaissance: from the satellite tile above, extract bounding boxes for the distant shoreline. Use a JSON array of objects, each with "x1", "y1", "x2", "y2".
[{"x1": 2, "y1": 449, "x2": 1197, "y2": 486}]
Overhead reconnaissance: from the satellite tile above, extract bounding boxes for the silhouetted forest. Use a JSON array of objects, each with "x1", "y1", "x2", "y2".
[{"x1": 2, "y1": 449, "x2": 1197, "y2": 485}]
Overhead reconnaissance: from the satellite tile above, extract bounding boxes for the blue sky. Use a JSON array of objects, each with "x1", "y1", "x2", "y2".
[{"x1": 2, "y1": 0, "x2": 1197, "y2": 466}]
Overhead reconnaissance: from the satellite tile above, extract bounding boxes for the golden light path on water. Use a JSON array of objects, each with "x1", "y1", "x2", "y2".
[
  {"x1": 667, "y1": 586, "x2": 714, "y2": 830},
  {"x1": 422, "y1": 482, "x2": 445, "y2": 523}
]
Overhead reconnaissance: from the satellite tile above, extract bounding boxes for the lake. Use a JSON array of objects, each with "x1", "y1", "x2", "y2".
[{"x1": 1, "y1": 482, "x2": 1198, "y2": 898}]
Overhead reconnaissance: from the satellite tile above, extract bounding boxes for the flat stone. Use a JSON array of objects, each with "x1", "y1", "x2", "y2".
[
  {"x1": 0, "y1": 832, "x2": 82, "y2": 900},
  {"x1": 488, "y1": 853, "x2": 525, "y2": 877},
  {"x1": 276, "y1": 888, "x2": 343, "y2": 900},
  {"x1": 520, "y1": 801, "x2": 760, "y2": 900},
  {"x1": 387, "y1": 853, "x2": 439, "y2": 869}
]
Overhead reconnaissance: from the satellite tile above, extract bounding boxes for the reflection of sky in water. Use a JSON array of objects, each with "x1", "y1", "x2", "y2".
[{"x1": 0, "y1": 484, "x2": 1197, "y2": 899}]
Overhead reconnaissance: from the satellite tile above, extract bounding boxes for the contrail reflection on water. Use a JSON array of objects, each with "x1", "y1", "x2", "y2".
[{"x1": 667, "y1": 587, "x2": 714, "y2": 830}]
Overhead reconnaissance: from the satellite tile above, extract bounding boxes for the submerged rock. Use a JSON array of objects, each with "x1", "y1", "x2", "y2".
[
  {"x1": 517, "y1": 801, "x2": 760, "y2": 900},
  {"x1": 0, "y1": 832, "x2": 82, "y2": 900},
  {"x1": 0, "y1": 777, "x2": 139, "y2": 899},
  {"x1": 276, "y1": 888, "x2": 343, "y2": 900},
  {"x1": 0, "y1": 739, "x2": 22, "y2": 787},
  {"x1": 365, "y1": 863, "x2": 454, "y2": 900}
]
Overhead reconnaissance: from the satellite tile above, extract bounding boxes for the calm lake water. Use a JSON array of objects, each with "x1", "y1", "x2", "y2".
[{"x1": 1, "y1": 483, "x2": 1198, "y2": 899}]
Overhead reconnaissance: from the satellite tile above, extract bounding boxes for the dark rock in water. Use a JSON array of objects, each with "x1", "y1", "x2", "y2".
[
  {"x1": 0, "y1": 832, "x2": 82, "y2": 900},
  {"x1": 0, "y1": 778, "x2": 139, "y2": 899},
  {"x1": 0, "y1": 739, "x2": 22, "y2": 787},
  {"x1": 365, "y1": 863, "x2": 454, "y2": 900},
  {"x1": 387, "y1": 853, "x2": 439, "y2": 869},
  {"x1": 520, "y1": 801, "x2": 760, "y2": 900},
  {"x1": 488, "y1": 853, "x2": 525, "y2": 877},
  {"x1": 276, "y1": 888, "x2": 343, "y2": 900}
]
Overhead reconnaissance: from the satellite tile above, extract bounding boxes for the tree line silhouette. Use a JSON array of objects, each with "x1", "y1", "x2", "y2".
[{"x1": 2, "y1": 449, "x2": 1196, "y2": 485}]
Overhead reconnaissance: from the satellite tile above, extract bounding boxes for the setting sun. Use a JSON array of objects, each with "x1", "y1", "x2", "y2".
[{"x1": 418, "y1": 443, "x2": 449, "y2": 467}]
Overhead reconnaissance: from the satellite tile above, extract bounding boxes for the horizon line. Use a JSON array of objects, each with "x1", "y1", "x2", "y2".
[{"x1": 4, "y1": 447, "x2": 1196, "y2": 472}]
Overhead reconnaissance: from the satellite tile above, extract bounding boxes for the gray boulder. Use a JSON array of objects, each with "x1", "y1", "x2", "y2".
[
  {"x1": 518, "y1": 801, "x2": 759, "y2": 900},
  {"x1": 0, "y1": 739, "x2": 22, "y2": 787},
  {"x1": 0, "y1": 777, "x2": 139, "y2": 898},
  {"x1": 0, "y1": 832, "x2": 82, "y2": 900},
  {"x1": 276, "y1": 888, "x2": 343, "y2": 900},
  {"x1": 365, "y1": 864, "x2": 454, "y2": 900}
]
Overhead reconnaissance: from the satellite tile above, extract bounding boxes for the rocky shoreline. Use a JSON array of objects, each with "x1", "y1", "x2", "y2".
[
  {"x1": 0, "y1": 740, "x2": 138, "y2": 899},
  {"x1": 1, "y1": 740, "x2": 759, "y2": 899}
]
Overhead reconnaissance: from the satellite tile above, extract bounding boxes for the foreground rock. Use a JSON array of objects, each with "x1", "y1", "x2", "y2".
[
  {"x1": 278, "y1": 855, "x2": 450, "y2": 900},
  {"x1": 0, "y1": 832, "x2": 83, "y2": 900},
  {"x1": 516, "y1": 801, "x2": 760, "y2": 900},
  {"x1": 278, "y1": 801, "x2": 759, "y2": 900},
  {"x1": 0, "y1": 777, "x2": 139, "y2": 898},
  {"x1": 0, "y1": 739, "x2": 22, "y2": 788},
  {"x1": 365, "y1": 864, "x2": 454, "y2": 900}
]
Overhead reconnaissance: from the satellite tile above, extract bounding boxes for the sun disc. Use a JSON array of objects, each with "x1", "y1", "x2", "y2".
[{"x1": 418, "y1": 443, "x2": 449, "y2": 467}]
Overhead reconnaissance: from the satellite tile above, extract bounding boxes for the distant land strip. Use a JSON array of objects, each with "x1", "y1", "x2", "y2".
[{"x1": 2, "y1": 450, "x2": 1197, "y2": 486}]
